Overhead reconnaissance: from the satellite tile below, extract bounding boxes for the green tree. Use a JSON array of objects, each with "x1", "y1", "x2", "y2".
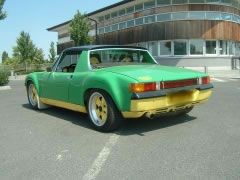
[
  {"x1": 69, "y1": 10, "x2": 92, "y2": 46},
  {"x1": 48, "y1": 41, "x2": 56, "y2": 62},
  {"x1": 33, "y1": 48, "x2": 44, "y2": 64},
  {"x1": 1, "y1": 51, "x2": 8, "y2": 63},
  {"x1": 13, "y1": 31, "x2": 46, "y2": 71},
  {"x1": 0, "y1": 0, "x2": 7, "y2": 20},
  {"x1": 13, "y1": 31, "x2": 36, "y2": 65}
]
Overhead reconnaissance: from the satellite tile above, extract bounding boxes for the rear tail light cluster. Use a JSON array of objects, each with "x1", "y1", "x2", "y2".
[
  {"x1": 163, "y1": 79, "x2": 198, "y2": 89},
  {"x1": 201, "y1": 76, "x2": 211, "y2": 85},
  {"x1": 130, "y1": 82, "x2": 157, "y2": 93},
  {"x1": 129, "y1": 76, "x2": 210, "y2": 93}
]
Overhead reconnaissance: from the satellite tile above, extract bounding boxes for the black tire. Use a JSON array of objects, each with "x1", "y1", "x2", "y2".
[
  {"x1": 27, "y1": 82, "x2": 39, "y2": 110},
  {"x1": 87, "y1": 89, "x2": 123, "y2": 132}
]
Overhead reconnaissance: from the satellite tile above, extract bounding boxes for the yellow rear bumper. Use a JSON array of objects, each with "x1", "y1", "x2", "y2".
[{"x1": 122, "y1": 89, "x2": 212, "y2": 118}]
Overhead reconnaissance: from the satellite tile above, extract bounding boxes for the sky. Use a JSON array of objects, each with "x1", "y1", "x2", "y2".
[{"x1": 0, "y1": 0, "x2": 120, "y2": 62}]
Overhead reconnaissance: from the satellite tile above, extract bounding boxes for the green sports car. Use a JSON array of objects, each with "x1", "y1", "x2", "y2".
[{"x1": 25, "y1": 45, "x2": 213, "y2": 132}]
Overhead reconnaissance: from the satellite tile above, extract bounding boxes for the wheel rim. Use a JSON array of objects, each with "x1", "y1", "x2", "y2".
[
  {"x1": 28, "y1": 84, "x2": 38, "y2": 107},
  {"x1": 88, "y1": 92, "x2": 108, "y2": 127}
]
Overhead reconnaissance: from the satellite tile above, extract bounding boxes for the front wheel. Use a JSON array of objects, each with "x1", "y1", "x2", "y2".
[{"x1": 87, "y1": 90, "x2": 123, "y2": 132}]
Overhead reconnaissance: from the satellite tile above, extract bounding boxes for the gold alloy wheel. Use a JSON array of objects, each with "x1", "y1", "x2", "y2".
[
  {"x1": 28, "y1": 84, "x2": 38, "y2": 107},
  {"x1": 88, "y1": 92, "x2": 108, "y2": 127}
]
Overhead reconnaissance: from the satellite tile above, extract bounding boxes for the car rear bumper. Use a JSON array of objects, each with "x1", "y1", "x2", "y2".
[{"x1": 122, "y1": 88, "x2": 212, "y2": 118}]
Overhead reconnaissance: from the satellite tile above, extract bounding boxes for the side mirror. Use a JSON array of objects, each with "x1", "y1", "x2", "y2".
[{"x1": 46, "y1": 67, "x2": 52, "y2": 72}]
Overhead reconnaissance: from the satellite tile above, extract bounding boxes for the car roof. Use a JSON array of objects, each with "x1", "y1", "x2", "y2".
[{"x1": 63, "y1": 45, "x2": 147, "y2": 53}]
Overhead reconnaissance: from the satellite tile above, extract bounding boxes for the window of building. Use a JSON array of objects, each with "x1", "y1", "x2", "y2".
[
  {"x1": 105, "y1": 14, "x2": 110, "y2": 20},
  {"x1": 119, "y1": 22, "x2": 127, "y2": 30},
  {"x1": 157, "y1": 13, "x2": 171, "y2": 21},
  {"x1": 144, "y1": 15, "x2": 156, "y2": 24},
  {"x1": 189, "y1": 0, "x2": 205, "y2": 2},
  {"x1": 190, "y1": 40, "x2": 204, "y2": 55},
  {"x1": 206, "y1": 0, "x2": 221, "y2": 3},
  {"x1": 172, "y1": 0, "x2": 188, "y2": 4},
  {"x1": 206, "y1": 40, "x2": 217, "y2": 54},
  {"x1": 172, "y1": 12, "x2": 188, "y2": 20},
  {"x1": 233, "y1": 15, "x2": 238, "y2": 23},
  {"x1": 127, "y1": 20, "x2": 135, "y2": 28},
  {"x1": 233, "y1": 0, "x2": 239, "y2": 6},
  {"x1": 138, "y1": 42, "x2": 148, "y2": 49},
  {"x1": 111, "y1": 24, "x2": 119, "y2": 31},
  {"x1": 206, "y1": 12, "x2": 221, "y2": 20},
  {"x1": 235, "y1": 42, "x2": 240, "y2": 56},
  {"x1": 157, "y1": 0, "x2": 171, "y2": 6},
  {"x1": 229, "y1": 41, "x2": 235, "y2": 55},
  {"x1": 99, "y1": 28, "x2": 104, "y2": 34},
  {"x1": 144, "y1": 0, "x2": 155, "y2": 9},
  {"x1": 149, "y1": 42, "x2": 159, "y2": 56},
  {"x1": 174, "y1": 41, "x2": 187, "y2": 55},
  {"x1": 111, "y1": 11, "x2": 118, "y2": 18},
  {"x1": 119, "y1": 9, "x2": 126, "y2": 16},
  {"x1": 160, "y1": 41, "x2": 172, "y2": 55},
  {"x1": 104, "y1": 26, "x2": 111, "y2": 33},
  {"x1": 126, "y1": 6, "x2": 134, "y2": 14},
  {"x1": 222, "y1": 13, "x2": 232, "y2": 21},
  {"x1": 219, "y1": 40, "x2": 228, "y2": 55},
  {"x1": 135, "y1": 3, "x2": 143, "y2": 12},
  {"x1": 222, "y1": 0, "x2": 232, "y2": 5},
  {"x1": 135, "y1": 17, "x2": 144, "y2": 25},
  {"x1": 189, "y1": 12, "x2": 205, "y2": 20},
  {"x1": 98, "y1": 16, "x2": 104, "y2": 22}
]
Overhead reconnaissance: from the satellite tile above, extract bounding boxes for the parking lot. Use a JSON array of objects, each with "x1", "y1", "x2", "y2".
[{"x1": 0, "y1": 78, "x2": 240, "y2": 179}]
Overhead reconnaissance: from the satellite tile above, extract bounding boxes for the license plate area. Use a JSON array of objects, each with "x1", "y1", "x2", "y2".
[{"x1": 167, "y1": 90, "x2": 194, "y2": 104}]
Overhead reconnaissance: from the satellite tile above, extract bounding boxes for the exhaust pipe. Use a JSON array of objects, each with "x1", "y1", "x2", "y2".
[{"x1": 145, "y1": 112, "x2": 155, "y2": 119}]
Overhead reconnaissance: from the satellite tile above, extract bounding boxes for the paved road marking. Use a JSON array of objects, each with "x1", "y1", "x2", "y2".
[
  {"x1": 56, "y1": 154, "x2": 62, "y2": 161},
  {"x1": 56, "y1": 150, "x2": 69, "y2": 161},
  {"x1": 83, "y1": 134, "x2": 120, "y2": 180},
  {"x1": 211, "y1": 78, "x2": 226, "y2": 82}
]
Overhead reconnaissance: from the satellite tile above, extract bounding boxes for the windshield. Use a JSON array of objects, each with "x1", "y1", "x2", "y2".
[{"x1": 89, "y1": 49, "x2": 156, "y2": 69}]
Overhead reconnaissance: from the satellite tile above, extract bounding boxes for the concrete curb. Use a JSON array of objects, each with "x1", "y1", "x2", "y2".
[{"x1": 0, "y1": 86, "x2": 11, "y2": 91}]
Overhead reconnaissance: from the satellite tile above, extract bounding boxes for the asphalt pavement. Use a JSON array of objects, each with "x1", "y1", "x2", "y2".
[{"x1": 0, "y1": 79, "x2": 240, "y2": 179}]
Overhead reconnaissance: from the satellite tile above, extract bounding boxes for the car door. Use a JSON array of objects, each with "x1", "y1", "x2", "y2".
[{"x1": 42, "y1": 50, "x2": 81, "y2": 102}]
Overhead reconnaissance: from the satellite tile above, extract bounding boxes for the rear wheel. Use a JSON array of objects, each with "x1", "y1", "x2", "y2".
[
  {"x1": 27, "y1": 83, "x2": 39, "y2": 109},
  {"x1": 87, "y1": 90, "x2": 123, "y2": 132}
]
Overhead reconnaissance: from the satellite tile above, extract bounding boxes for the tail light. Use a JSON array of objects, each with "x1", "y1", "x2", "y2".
[
  {"x1": 201, "y1": 76, "x2": 210, "y2": 84},
  {"x1": 130, "y1": 82, "x2": 156, "y2": 93}
]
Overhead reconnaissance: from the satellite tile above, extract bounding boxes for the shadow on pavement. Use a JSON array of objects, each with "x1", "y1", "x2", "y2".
[
  {"x1": 117, "y1": 115, "x2": 196, "y2": 136},
  {"x1": 22, "y1": 104, "x2": 196, "y2": 136},
  {"x1": 22, "y1": 103, "x2": 91, "y2": 129}
]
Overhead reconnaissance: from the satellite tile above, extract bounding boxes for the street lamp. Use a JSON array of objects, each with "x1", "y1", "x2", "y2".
[{"x1": 88, "y1": 17, "x2": 98, "y2": 44}]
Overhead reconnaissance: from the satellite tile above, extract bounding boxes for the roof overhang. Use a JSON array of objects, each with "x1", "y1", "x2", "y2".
[{"x1": 47, "y1": 0, "x2": 134, "y2": 32}]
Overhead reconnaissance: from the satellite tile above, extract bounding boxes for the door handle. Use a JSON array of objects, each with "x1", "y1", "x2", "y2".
[{"x1": 67, "y1": 75, "x2": 73, "y2": 80}]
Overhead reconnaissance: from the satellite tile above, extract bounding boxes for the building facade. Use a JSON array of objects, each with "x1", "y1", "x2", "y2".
[{"x1": 48, "y1": 0, "x2": 240, "y2": 69}]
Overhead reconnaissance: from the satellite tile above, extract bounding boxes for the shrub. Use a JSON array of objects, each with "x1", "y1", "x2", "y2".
[{"x1": 0, "y1": 70, "x2": 10, "y2": 86}]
